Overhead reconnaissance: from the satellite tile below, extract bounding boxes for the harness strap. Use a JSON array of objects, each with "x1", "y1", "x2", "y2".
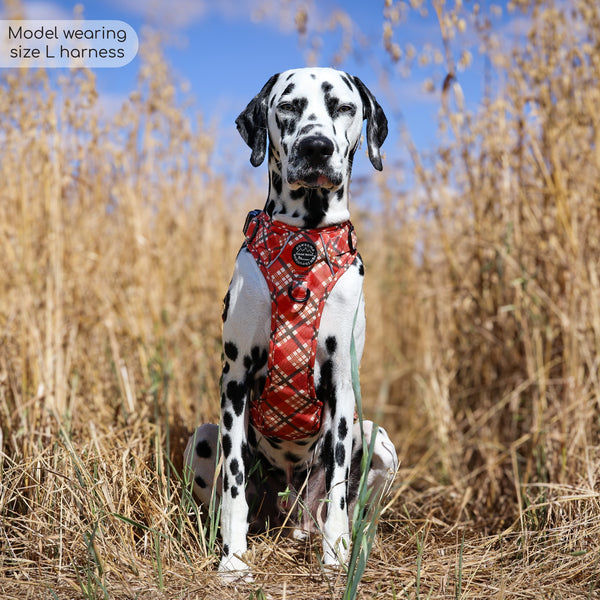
[{"x1": 243, "y1": 210, "x2": 357, "y2": 441}]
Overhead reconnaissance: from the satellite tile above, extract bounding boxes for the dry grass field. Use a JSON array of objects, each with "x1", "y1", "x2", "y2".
[{"x1": 1, "y1": 1, "x2": 600, "y2": 598}]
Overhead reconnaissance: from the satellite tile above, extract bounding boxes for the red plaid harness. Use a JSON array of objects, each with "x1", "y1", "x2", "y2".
[{"x1": 243, "y1": 210, "x2": 357, "y2": 441}]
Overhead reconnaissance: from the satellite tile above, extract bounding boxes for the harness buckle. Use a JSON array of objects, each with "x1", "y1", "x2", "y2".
[
  {"x1": 243, "y1": 209, "x2": 262, "y2": 243},
  {"x1": 348, "y1": 224, "x2": 356, "y2": 253}
]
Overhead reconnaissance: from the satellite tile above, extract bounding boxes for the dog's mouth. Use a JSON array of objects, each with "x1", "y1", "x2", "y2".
[{"x1": 287, "y1": 169, "x2": 343, "y2": 190}]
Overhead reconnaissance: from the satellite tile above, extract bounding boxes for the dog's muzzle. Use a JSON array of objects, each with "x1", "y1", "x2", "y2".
[{"x1": 287, "y1": 135, "x2": 342, "y2": 189}]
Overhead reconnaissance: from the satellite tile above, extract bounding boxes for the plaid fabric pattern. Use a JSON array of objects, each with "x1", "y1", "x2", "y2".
[{"x1": 244, "y1": 210, "x2": 357, "y2": 440}]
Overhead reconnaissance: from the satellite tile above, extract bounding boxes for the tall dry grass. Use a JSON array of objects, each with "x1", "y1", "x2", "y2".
[{"x1": 1, "y1": 1, "x2": 600, "y2": 598}]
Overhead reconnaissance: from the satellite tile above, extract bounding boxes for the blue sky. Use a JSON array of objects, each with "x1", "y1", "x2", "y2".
[{"x1": 1, "y1": 0, "x2": 527, "y2": 183}]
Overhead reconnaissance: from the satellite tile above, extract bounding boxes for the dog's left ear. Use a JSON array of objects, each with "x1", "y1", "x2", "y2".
[
  {"x1": 351, "y1": 76, "x2": 388, "y2": 171},
  {"x1": 236, "y1": 73, "x2": 280, "y2": 167}
]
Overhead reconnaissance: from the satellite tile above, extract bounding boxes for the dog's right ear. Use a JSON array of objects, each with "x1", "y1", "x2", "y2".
[{"x1": 236, "y1": 74, "x2": 280, "y2": 167}]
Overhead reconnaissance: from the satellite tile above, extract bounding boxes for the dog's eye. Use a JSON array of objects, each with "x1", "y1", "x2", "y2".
[
  {"x1": 337, "y1": 104, "x2": 354, "y2": 114},
  {"x1": 278, "y1": 102, "x2": 296, "y2": 112}
]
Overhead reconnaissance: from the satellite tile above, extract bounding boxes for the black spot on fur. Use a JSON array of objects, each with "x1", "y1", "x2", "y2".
[
  {"x1": 223, "y1": 544, "x2": 230, "y2": 556},
  {"x1": 303, "y1": 188, "x2": 329, "y2": 229},
  {"x1": 320, "y1": 82, "x2": 341, "y2": 119},
  {"x1": 195, "y1": 440, "x2": 212, "y2": 459},
  {"x1": 322, "y1": 430, "x2": 334, "y2": 489},
  {"x1": 276, "y1": 97, "x2": 308, "y2": 138},
  {"x1": 255, "y1": 346, "x2": 268, "y2": 368},
  {"x1": 226, "y1": 380, "x2": 246, "y2": 416},
  {"x1": 195, "y1": 475, "x2": 207, "y2": 489},
  {"x1": 231, "y1": 486, "x2": 239, "y2": 499},
  {"x1": 235, "y1": 472, "x2": 244, "y2": 485},
  {"x1": 336, "y1": 186, "x2": 345, "y2": 199},
  {"x1": 335, "y1": 442, "x2": 346, "y2": 467},
  {"x1": 266, "y1": 199, "x2": 276, "y2": 216},
  {"x1": 230, "y1": 458, "x2": 239, "y2": 474},
  {"x1": 338, "y1": 417, "x2": 348, "y2": 440},
  {"x1": 267, "y1": 437, "x2": 281, "y2": 449},
  {"x1": 284, "y1": 452, "x2": 301, "y2": 464},
  {"x1": 299, "y1": 124, "x2": 316, "y2": 135},
  {"x1": 222, "y1": 434, "x2": 232, "y2": 458},
  {"x1": 224, "y1": 341, "x2": 239, "y2": 362},
  {"x1": 223, "y1": 474, "x2": 229, "y2": 492},
  {"x1": 341, "y1": 75, "x2": 354, "y2": 91},
  {"x1": 282, "y1": 82, "x2": 295, "y2": 97},
  {"x1": 308, "y1": 113, "x2": 317, "y2": 121},
  {"x1": 223, "y1": 411, "x2": 233, "y2": 431},
  {"x1": 317, "y1": 358, "x2": 336, "y2": 416},
  {"x1": 222, "y1": 291, "x2": 230, "y2": 322},
  {"x1": 293, "y1": 97, "x2": 308, "y2": 114},
  {"x1": 244, "y1": 346, "x2": 268, "y2": 373},
  {"x1": 326, "y1": 336, "x2": 337, "y2": 355},
  {"x1": 340, "y1": 496, "x2": 346, "y2": 511},
  {"x1": 223, "y1": 361, "x2": 230, "y2": 374},
  {"x1": 354, "y1": 254, "x2": 365, "y2": 276}
]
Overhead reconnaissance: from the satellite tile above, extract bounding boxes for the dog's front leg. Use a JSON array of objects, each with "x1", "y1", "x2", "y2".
[
  {"x1": 218, "y1": 364, "x2": 251, "y2": 576},
  {"x1": 217, "y1": 251, "x2": 270, "y2": 579},
  {"x1": 318, "y1": 268, "x2": 366, "y2": 567},
  {"x1": 321, "y1": 375, "x2": 356, "y2": 566}
]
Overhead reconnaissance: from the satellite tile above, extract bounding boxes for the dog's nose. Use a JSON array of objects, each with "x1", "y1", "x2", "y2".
[{"x1": 296, "y1": 136, "x2": 334, "y2": 164}]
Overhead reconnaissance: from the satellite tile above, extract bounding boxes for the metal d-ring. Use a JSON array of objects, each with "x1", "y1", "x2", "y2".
[{"x1": 288, "y1": 281, "x2": 310, "y2": 303}]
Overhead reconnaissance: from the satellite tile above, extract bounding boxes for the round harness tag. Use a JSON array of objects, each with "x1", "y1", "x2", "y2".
[{"x1": 292, "y1": 241, "x2": 318, "y2": 267}]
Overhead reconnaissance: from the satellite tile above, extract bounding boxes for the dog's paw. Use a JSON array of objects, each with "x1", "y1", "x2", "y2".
[
  {"x1": 291, "y1": 527, "x2": 310, "y2": 541},
  {"x1": 218, "y1": 554, "x2": 253, "y2": 583},
  {"x1": 323, "y1": 533, "x2": 350, "y2": 567}
]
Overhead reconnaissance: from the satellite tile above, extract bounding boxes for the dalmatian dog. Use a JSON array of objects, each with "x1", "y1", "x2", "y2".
[{"x1": 184, "y1": 67, "x2": 398, "y2": 579}]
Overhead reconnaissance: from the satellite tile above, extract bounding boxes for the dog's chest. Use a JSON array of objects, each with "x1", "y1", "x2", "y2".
[{"x1": 251, "y1": 424, "x2": 321, "y2": 472}]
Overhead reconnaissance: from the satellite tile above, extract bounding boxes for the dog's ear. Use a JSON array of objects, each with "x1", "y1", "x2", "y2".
[
  {"x1": 236, "y1": 73, "x2": 280, "y2": 167},
  {"x1": 351, "y1": 76, "x2": 388, "y2": 171}
]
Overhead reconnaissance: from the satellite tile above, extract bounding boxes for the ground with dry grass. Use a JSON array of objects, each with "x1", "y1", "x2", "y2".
[{"x1": 1, "y1": 1, "x2": 600, "y2": 599}]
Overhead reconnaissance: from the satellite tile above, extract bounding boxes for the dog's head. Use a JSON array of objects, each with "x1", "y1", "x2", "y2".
[{"x1": 236, "y1": 67, "x2": 388, "y2": 192}]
